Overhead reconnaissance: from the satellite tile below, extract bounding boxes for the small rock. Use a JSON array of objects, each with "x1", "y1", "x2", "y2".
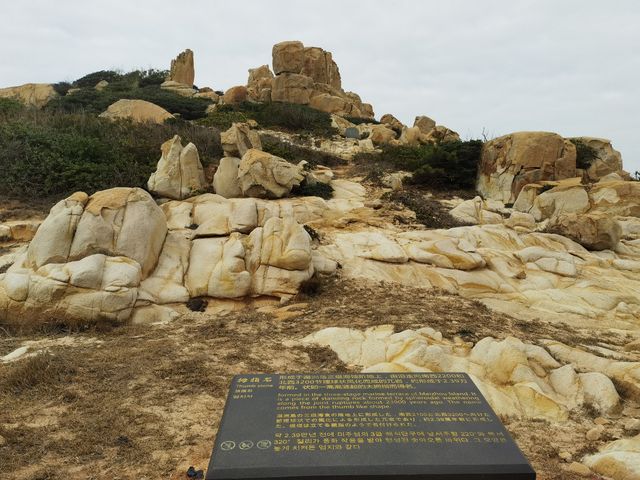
[
  {"x1": 365, "y1": 199, "x2": 383, "y2": 209},
  {"x1": 586, "y1": 425, "x2": 604, "y2": 441},
  {"x1": 594, "y1": 417, "x2": 609, "y2": 425},
  {"x1": 558, "y1": 451, "x2": 572, "y2": 462},
  {"x1": 566, "y1": 462, "x2": 592, "y2": 476},
  {"x1": 624, "y1": 418, "x2": 640, "y2": 432},
  {"x1": 0, "y1": 434, "x2": 6, "y2": 446}
]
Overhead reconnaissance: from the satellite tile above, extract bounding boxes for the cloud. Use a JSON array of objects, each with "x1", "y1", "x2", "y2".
[{"x1": 1, "y1": 0, "x2": 638, "y2": 172}]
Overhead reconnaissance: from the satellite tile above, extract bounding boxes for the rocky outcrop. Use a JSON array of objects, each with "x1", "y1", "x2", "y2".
[
  {"x1": 147, "y1": 135, "x2": 207, "y2": 200},
  {"x1": 160, "y1": 80, "x2": 196, "y2": 97},
  {"x1": 477, "y1": 132, "x2": 577, "y2": 204},
  {"x1": 583, "y1": 434, "x2": 640, "y2": 479},
  {"x1": 302, "y1": 326, "x2": 624, "y2": 420},
  {"x1": 167, "y1": 49, "x2": 195, "y2": 87},
  {"x1": 380, "y1": 114, "x2": 405, "y2": 134},
  {"x1": 249, "y1": 41, "x2": 373, "y2": 119},
  {"x1": 238, "y1": 149, "x2": 305, "y2": 198},
  {"x1": 0, "y1": 83, "x2": 58, "y2": 108},
  {"x1": 0, "y1": 187, "x2": 323, "y2": 326},
  {"x1": 220, "y1": 122, "x2": 262, "y2": 157},
  {"x1": 414, "y1": 115, "x2": 436, "y2": 133},
  {"x1": 547, "y1": 213, "x2": 622, "y2": 251},
  {"x1": 98, "y1": 99, "x2": 174, "y2": 124}
]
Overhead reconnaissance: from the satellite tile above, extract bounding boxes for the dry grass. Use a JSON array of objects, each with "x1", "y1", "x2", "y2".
[{"x1": 0, "y1": 276, "x2": 622, "y2": 480}]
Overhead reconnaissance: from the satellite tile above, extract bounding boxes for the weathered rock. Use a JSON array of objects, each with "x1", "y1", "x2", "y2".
[
  {"x1": 213, "y1": 157, "x2": 242, "y2": 199},
  {"x1": 220, "y1": 122, "x2": 262, "y2": 157},
  {"x1": 0, "y1": 83, "x2": 58, "y2": 108},
  {"x1": 168, "y1": 49, "x2": 195, "y2": 87},
  {"x1": 583, "y1": 434, "x2": 640, "y2": 479},
  {"x1": 398, "y1": 126, "x2": 422, "y2": 146},
  {"x1": 309, "y1": 93, "x2": 349, "y2": 115},
  {"x1": 369, "y1": 124, "x2": 397, "y2": 145},
  {"x1": 147, "y1": 135, "x2": 207, "y2": 200},
  {"x1": 271, "y1": 73, "x2": 314, "y2": 104},
  {"x1": 160, "y1": 80, "x2": 196, "y2": 97},
  {"x1": 247, "y1": 65, "x2": 274, "y2": 101},
  {"x1": 94, "y1": 80, "x2": 109, "y2": 91},
  {"x1": 98, "y1": 99, "x2": 174, "y2": 124},
  {"x1": 478, "y1": 132, "x2": 577, "y2": 203},
  {"x1": 380, "y1": 114, "x2": 405, "y2": 134},
  {"x1": 238, "y1": 149, "x2": 305, "y2": 199},
  {"x1": 421, "y1": 125, "x2": 461, "y2": 144},
  {"x1": 449, "y1": 197, "x2": 504, "y2": 225},
  {"x1": 272, "y1": 41, "x2": 305, "y2": 75},
  {"x1": 548, "y1": 213, "x2": 622, "y2": 251},
  {"x1": 414, "y1": 115, "x2": 436, "y2": 134},
  {"x1": 301, "y1": 47, "x2": 341, "y2": 89},
  {"x1": 222, "y1": 85, "x2": 248, "y2": 105}
]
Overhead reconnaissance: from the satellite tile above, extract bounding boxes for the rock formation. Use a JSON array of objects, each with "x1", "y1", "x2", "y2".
[
  {"x1": 220, "y1": 122, "x2": 262, "y2": 157},
  {"x1": 167, "y1": 49, "x2": 195, "y2": 87},
  {"x1": 213, "y1": 157, "x2": 242, "y2": 198},
  {"x1": 222, "y1": 85, "x2": 248, "y2": 105},
  {"x1": 98, "y1": 99, "x2": 174, "y2": 124},
  {"x1": 147, "y1": 135, "x2": 208, "y2": 200},
  {"x1": 246, "y1": 41, "x2": 374, "y2": 119},
  {"x1": 0, "y1": 83, "x2": 58, "y2": 108},
  {"x1": 477, "y1": 132, "x2": 577, "y2": 204},
  {"x1": 237, "y1": 149, "x2": 305, "y2": 198}
]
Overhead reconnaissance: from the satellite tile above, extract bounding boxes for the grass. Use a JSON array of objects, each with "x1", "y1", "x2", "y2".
[
  {"x1": 261, "y1": 133, "x2": 346, "y2": 168},
  {"x1": 0, "y1": 353, "x2": 77, "y2": 395}
]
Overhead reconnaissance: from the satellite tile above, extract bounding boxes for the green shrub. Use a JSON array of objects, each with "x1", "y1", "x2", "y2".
[
  {"x1": 198, "y1": 102, "x2": 336, "y2": 136},
  {"x1": 74, "y1": 70, "x2": 123, "y2": 88},
  {"x1": 0, "y1": 108, "x2": 221, "y2": 199},
  {"x1": 354, "y1": 140, "x2": 483, "y2": 190},
  {"x1": 344, "y1": 116, "x2": 379, "y2": 125},
  {"x1": 569, "y1": 138, "x2": 599, "y2": 170},
  {"x1": 261, "y1": 134, "x2": 346, "y2": 168},
  {"x1": 0, "y1": 98, "x2": 24, "y2": 116}
]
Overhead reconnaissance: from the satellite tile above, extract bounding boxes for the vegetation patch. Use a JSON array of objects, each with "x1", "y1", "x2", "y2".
[
  {"x1": 569, "y1": 138, "x2": 600, "y2": 170},
  {"x1": 47, "y1": 69, "x2": 211, "y2": 120},
  {"x1": 291, "y1": 181, "x2": 334, "y2": 200},
  {"x1": 261, "y1": 134, "x2": 346, "y2": 168},
  {"x1": 0, "y1": 105, "x2": 221, "y2": 199},
  {"x1": 354, "y1": 140, "x2": 483, "y2": 190},
  {"x1": 383, "y1": 189, "x2": 471, "y2": 229},
  {"x1": 198, "y1": 102, "x2": 337, "y2": 137}
]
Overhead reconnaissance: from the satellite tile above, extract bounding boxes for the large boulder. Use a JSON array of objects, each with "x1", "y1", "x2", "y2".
[
  {"x1": 220, "y1": 122, "x2": 262, "y2": 157},
  {"x1": 98, "y1": 99, "x2": 174, "y2": 124},
  {"x1": 222, "y1": 85, "x2": 249, "y2": 105},
  {"x1": 213, "y1": 157, "x2": 243, "y2": 198},
  {"x1": 478, "y1": 132, "x2": 577, "y2": 203},
  {"x1": 271, "y1": 73, "x2": 314, "y2": 104},
  {"x1": 301, "y1": 47, "x2": 341, "y2": 89},
  {"x1": 147, "y1": 135, "x2": 207, "y2": 200},
  {"x1": 369, "y1": 124, "x2": 397, "y2": 145},
  {"x1": 167, "y1": 49, "x2": 195, "y2": 87},
  {"x1": 0, "y1": 83, "x2": 58, "y2": 108},
  {"x1": 547, "y1": 213, "x2": 622, "y2": 251},
  {"x1": 413, "y1": 115, "x2": 436, "y2": 134},
  {"x1": 380, "y1": 114, "x2": 405, "y2": 134},
  {"x1": 272, "y1": 41, "x2": 305, "y2": 75},
  {"x1": 238, "y1": 149, "x2": 305, "y2": 198},
  {"x1": 421, "y1": 125, "x2": 461, "y2": 144},
  {"x1": 0, "y1": 188, "x2": 167, "y2": 326}
]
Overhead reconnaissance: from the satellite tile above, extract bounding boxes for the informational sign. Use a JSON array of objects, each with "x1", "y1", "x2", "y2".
[{"x1": 206, "y1": 373, "x2": 536, "y2": 479}]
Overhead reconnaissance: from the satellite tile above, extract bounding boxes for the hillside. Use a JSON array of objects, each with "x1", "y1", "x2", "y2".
[{"x1": 1, "y1": 43, "x2": 640, "y2": 480}]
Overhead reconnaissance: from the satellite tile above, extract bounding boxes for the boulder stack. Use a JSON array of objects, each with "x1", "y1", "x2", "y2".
[{"x1": 247, "y1": 41, "x2": 374, "y2": 119}]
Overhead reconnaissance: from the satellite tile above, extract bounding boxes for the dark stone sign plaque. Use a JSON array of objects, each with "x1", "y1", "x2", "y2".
[
  {"x1": 344, "y1": 127, "x2": 360, "y2": 139},
  {"x1": 206, "y1": 373, "x2": 535, "y2": 479}
]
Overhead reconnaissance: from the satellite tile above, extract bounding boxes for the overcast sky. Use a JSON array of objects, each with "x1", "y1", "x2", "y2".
[{"x1": 2, "y1": 0, "x2": 639, "y2": 172}]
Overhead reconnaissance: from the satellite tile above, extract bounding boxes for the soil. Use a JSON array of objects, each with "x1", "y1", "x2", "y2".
[{"x1": 0, "y1": 276, "x2": 618, "y2": 480}]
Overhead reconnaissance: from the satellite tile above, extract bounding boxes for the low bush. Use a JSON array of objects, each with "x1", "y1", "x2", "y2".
[
  {"x1": 261, "y1": 134, "x2": 346, "y2": 168},
  {"x1": 569, "y1": 138, "x2": 600, "y2": 170},
  {"x1": 0, "y1": 106, "x2": 221, "y2": 199},
  {"x1": 291, "y1": 181, "x2": 334, "y2": 200},
  {"x1": 343, "y1": 116, "x2": 379, "y2": 125},
  {"x1": 354, "y1": 140, "x2": 483, "y2": 190},
  {"x1": 198, "y1": 102, "x2": 336, "y2": 136}
]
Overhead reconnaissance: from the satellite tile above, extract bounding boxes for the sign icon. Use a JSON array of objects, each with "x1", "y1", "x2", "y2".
[
  {"x1": 220, "y1": 441, "x2": 236, "y2": 451},
  {"x1": 239, "y1": 441, "x2": 254, "y2": 450},
  {"x1": 257, "y1": 440, "x2": 272, "y2": 449}
]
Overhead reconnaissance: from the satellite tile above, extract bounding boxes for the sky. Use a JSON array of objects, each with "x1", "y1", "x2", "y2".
[{"x1": 2, "y1": 0, "x2": 639, "y2": 172}]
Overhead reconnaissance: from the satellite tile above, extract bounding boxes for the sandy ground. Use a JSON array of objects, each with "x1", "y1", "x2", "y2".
[{"x1": 1, "y1": 275, "x2": 628, "y2": 480}]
